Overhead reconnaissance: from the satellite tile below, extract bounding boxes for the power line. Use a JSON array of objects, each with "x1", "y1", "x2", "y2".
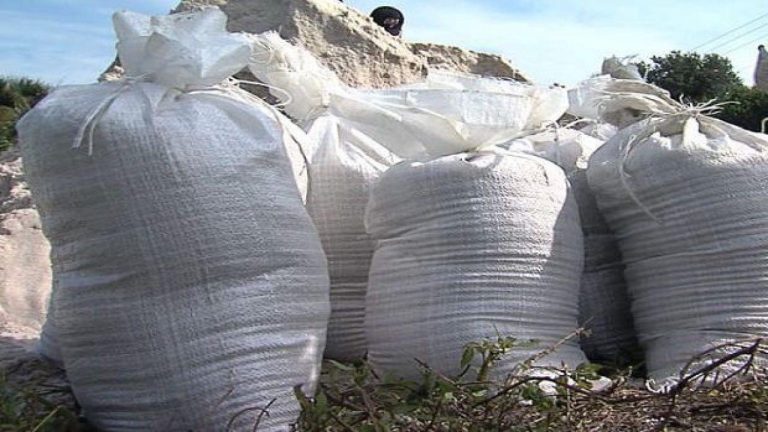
[
  {"x1": 690, "y1": 11, "x2": 768, "y2": 51},
  {"x1": 722, "y1": 32, "x2": 768, "y2": 55},
  {"x1": 709, "y1": 22, "x2": 768, "y2": 52}
]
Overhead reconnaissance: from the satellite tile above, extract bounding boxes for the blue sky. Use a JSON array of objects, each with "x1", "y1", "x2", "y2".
[{"x1": 1, "y1": 0, "x2": 766, "y2": 87}]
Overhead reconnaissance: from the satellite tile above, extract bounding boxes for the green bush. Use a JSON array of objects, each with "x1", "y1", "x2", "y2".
[
  {"x1": 0, "y1": 77, "x2": 50, "y2": 152},
  {"x1": 638, "y1": 51, "x2": 768, "y2": 133},
  {"x1": 638, "y1": 51, "x2": 743, "y2": 103},
  {"x1": 715, "y1": 85, "x2": 768, "y2": 133}
]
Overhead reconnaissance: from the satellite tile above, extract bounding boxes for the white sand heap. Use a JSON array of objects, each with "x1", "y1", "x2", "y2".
[
  {"x1": 0, "y1": 148, "x2": 52, "y2": 363},
  {"x1": 173, "y1": 0, "x2": 529, "y2": 87}
]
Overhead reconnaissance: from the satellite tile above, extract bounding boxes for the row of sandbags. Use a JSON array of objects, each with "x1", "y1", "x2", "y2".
[
  {"x1": 21, "y1": 7, "x2": 768, "y2": 431},
  {"x1": 21, "y1": 10, "x2": 589, "y2": 430},
  {"x1": 20, "y1": 10, "x2": 329, "y2": 431},
  {"x1": 248, "y1": 33, "x2": 603, "y2": 378},
  {"x1": 254, "y1": 28, "x2": 768, "y2": 389}
]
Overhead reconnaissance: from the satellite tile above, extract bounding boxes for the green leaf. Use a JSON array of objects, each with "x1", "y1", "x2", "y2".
[
  {"x1": 327, "y1": 359, "x2": 355, "y2": 372},
  {"x1": 460, "y1": 347, "x2": 476, "y2": 369},
  {"x1": 315, "y1": 391, "x2": 328, "y2": 413}
]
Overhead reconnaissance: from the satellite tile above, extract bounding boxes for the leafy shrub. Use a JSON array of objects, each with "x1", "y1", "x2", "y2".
[
  {"x1": 715, "y1": 85, "x2": 768, "y2": 133},
  {"x1": 0, "y1": 77, "x2": 50, "y2": 152}
]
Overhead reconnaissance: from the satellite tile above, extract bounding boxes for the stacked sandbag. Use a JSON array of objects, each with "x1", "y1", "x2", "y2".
[
  {"x1": 601, "y1": 56, "x2": 644, "y2": 81},
  {"x1": 250, "y1": 33, "x2": 399, "y2": 360},
  {"x1": 756, "y1": 45, "x2": 768, "y2": 93},
  {"x1": 588, "y1": 109, "x2": 768, "y2": 384},
  {"x1": 304, "y1": 116, "x2": 397, "y2": 360},
  {"x1": 18, "y1": 9, "x2": 329, "y2": 431},
  {"x1": 521, "y1": 130, "x2": 640, "y2": 363},
  {"x1": 365, "y1": 150, "x2": 588, "y2": 380},
  {"x1": 578, "y1": 122, "x2": 618, "y2": 141},
  {"x1": 248, "y1": 34, "x2": 565, "y2": 361},
  {"x1": 568, "y1": 76, "x2": 678, "y2": 128}
]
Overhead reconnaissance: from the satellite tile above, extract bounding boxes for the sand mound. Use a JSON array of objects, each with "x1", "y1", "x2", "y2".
[
  {"x1": 0, "y1": 149, "x2": 52, "y2": 370},
  {"x1": 105, "y1": 0, "x2": 529, "y2": 88}
]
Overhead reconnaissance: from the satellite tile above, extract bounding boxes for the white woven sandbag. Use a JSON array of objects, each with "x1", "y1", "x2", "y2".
[
  {"x1": 578, "y1": 232, "x2": 638, "y2": 362},
  {"x1": 755, "y1": 45, "x2": 768, "y2": 92},
  {"x1": 305, "y1": 116, "x2": 398, "y2": 360},
  {"x1": 563, "y1": 186, "x2": 636, "y2": 365},
  {"x1": 36, "y1": 297, "x2": 62, "y2": 365},
  {"x1": 365, "y1": 150, "x2": 587, "y2": 380},
  {"x1": 520, "y1": 130, "x2": 639, "y2": 362},
  {"x1": 579, "y1": 122, "x2": 618, "y2": 142},
  {"x1": 601, "y1": 56, "x2": 643, "y2": 81},
  {"x1": 567, "y1": 77, "x2": 677, "y2": 128},
  {"x1": 588, "y1": 113, "x2": 768, "y2": 383},
  {"x1": 17, "y1": 9, "x2": 329, "y2": 431}
]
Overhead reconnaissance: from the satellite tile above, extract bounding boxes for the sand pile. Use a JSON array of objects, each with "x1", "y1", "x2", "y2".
[
  {"x1": 0, "y1": 148, "x2": 53, "y2": 388},
  {"x1": 0, "y1": 149, "x2": 51, "y2": 342},
  {"x1": 102, "y1": 0, "x2": 529, "y2": 88}
]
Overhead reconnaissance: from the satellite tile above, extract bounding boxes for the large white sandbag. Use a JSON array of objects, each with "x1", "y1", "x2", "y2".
[
  {"x1": 365, "y1": 150, "x2": 587, "y2": 380},
  {"x1": 588, "y1": 111, "x2": 768, "y2": 383},
  {"x1": 578, "y1": 237, "x2": 637, "y2": 362},
  {"x1": 250, "y1": 34, "x2": 402, "y2": 360},
  {"x1": 305, "y1": 116, "x2": 398, "y2": 360},
  {"x1": 755, "y1": 45, "x2": 768, "y2": 92},
  {"x1": 578, "y1": 122, "x2": 618, "y2": 141},
  {"x1": 567, "y1": 76, "x2": 677, "y2": 128},
  {"x1": 18, "y1": 9, "x2": 329, "y2": 431},
  {"x1": 601, "y1": 56, "x2": 643, "y2": 81},
  {"x1": 35, "y1": 290, "x2": 62, "y2": 366},
  {"x1": 514, "y1": 129, "x2": 639, "y2": 362}
]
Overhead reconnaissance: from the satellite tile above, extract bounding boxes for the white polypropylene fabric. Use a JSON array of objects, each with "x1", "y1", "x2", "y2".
[
  {"x1": 395, "y1": 70, "x2": 570, "y2": 134},
  {"x1": 248, "y1": 33, "x2": 568, "y2": 161},
  {"x1": 19, "y1": 80, "x2": 329, "y2": 432},
  {"x1": 37, "y1": 298, "x2": 62, "y2": 365},
  {"x1": 755, "y1": 45, "x2": 768, "y2": 92},
  {"x1": 601, "y1": 56, "x2": 643, "y2": 81},
  {"x1": 247, "y1": 32, "x2": 345, "y2": 122},
  {"x1": 579, "y1": 122, "x2": 618, "y2": 141},
  {"x1": 17, "y1": 9, "x2": 329, "y2": 432},
  {"x1": 114, "y1": 8, "x2": 252, "y2": 89},
  {"x1": 305, "y1": 116, "x2": 398, "y2": 360},
  {"x1": 510, "y1": 130, "x2": 639, "y2": 362},
  {"x1": 567, "y1": 77, "x2": 677, "y2": 128},
  {"x1": 365, "y1": 150, "x2": 588, "y2": 380},
  {"x1": 115, "y1": 20, "x2": 310, "y2": 201},
  {"x1": 275, "y1": 113, "x2": 312, "y2": 203},
  {"x1": 588, "y1": 113, "x2": 768, "y2": 382}
]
